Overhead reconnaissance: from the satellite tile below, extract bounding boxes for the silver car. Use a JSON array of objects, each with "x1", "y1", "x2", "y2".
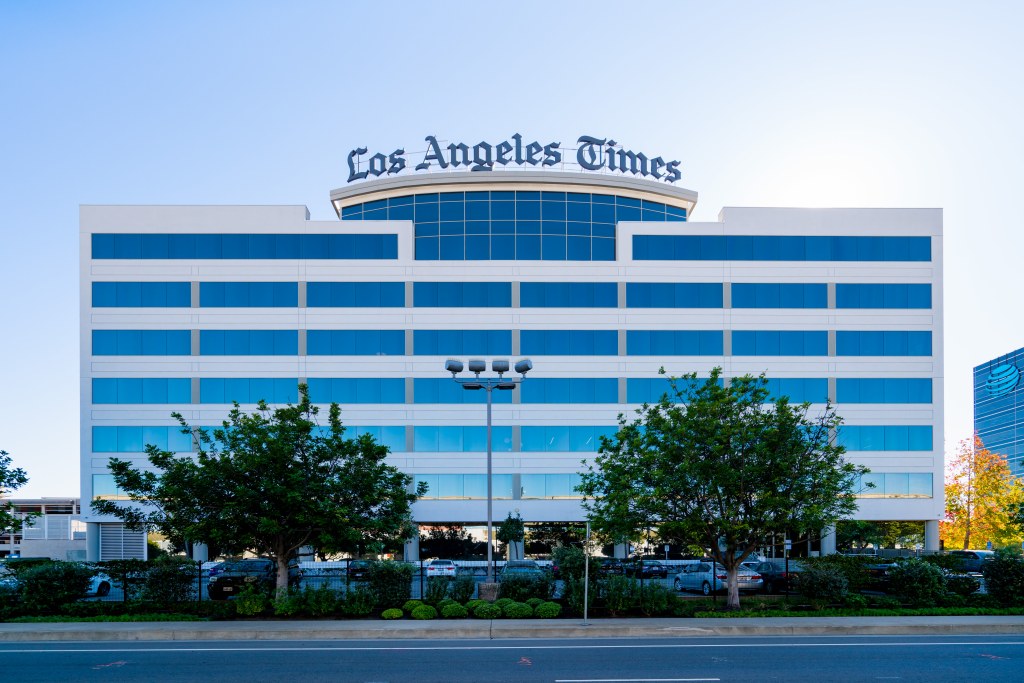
[{"x1": 673, "y1": 561, "x2": 763, "y2": 595}]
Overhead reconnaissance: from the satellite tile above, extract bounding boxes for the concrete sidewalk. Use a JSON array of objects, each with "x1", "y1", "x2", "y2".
[{"x1": 2, "y1": 616, "x2": 1024, "y2": 642}]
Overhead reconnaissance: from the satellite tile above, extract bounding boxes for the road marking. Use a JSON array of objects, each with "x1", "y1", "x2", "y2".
[
  {"x1": 1, "y1": 641, "x2": 1023, "y2": 654},
  {"x1": 555, "y1": 679, "x2": 719, "y2": 682}
]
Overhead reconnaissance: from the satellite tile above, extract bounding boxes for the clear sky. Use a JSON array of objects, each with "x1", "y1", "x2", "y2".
[{"x1": 2, "y1": 1, "x2": 1021, "y2": 497}]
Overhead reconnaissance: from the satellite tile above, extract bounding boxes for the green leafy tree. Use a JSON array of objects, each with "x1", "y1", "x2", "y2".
[
  {"x1": 1, "y1": 450, "x2": 37, "y2": 535},
  {"x1": 578, "y1": 368, "x2": 867, "y2": 610},
  {"x1": 496, "y1": 511, "x2": 525, "y2": 559},
  {"x1": 92, "y1": 385, "x2": 424, "y2": 596}
]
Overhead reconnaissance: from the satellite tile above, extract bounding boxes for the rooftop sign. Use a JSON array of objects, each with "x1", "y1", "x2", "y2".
[{"x1": 347, "y1": 134, "x2": 682, "y2": 185}]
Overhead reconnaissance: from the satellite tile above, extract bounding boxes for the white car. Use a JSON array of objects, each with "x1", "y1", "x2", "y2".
[
  {"x1": 87, "y1": 572, "x2": 112, "y2": 597},
  {"x1": 425, "y1": 559, "x2": 458, "y2": 578},
  {"x1": 673, "y1": 561, "x2": 763, "y2": 595}
]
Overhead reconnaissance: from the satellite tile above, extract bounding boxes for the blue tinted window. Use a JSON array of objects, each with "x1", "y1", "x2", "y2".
[
  {"x1": 626, "y1": 331, "x2": 724, "y2": 355},
  {"x1": 520, "y1": 282, "x2": 618, "y2": 307},
  {"x1": 732, "y1": 283, "x2": 827, "y2": 308},
  {"x1": 521, "y1": 330, "x2": 618, "y2": 355},
  {"x1": 92, "y1": 378, "x2": 191, "y2": 404},
  {"x1": 413, "y1": 426, "x2": 513, "y2": 452},
  {"x1": 92, "y1": 282, "x2": 191, "y2": 307},
  {"x1": 626, "y1": 283, "x2": 723, "y2": 308},
  {"x1": 412, "y1": 378, "x2": 513, "y2": 404},
  {"x1": 836, "y1": 331, "x2": 932, "y2": 356},
  {"x1": 837, "y1": 378, "x2": 933, "y2": 403},
  {"x1": 763, "y1": 378, "x2": 829, "y2": 403},
  {"x1": 521, "y1": 426, "x2": 616, "y2": 452},
  {"x1": 520, "y1": 378, "x2": 618, "y2": 403},
  {"x1": 199, "y1": 330, "x2": 298, "y2": 355},
  {"x1": 93, "y1": 234, "x2": 398, "y2": 259},
  {"x1": 306, "y1": 378, "x2": 405, "y2": 403},
  {"x1": 732, "y1": 331, "x2": 828, "y2": 356},
  {"x1": 413, "y1": 282, "x2": 511, "y2": 307},
  {"x1": 199, "y1": 282, "x2": 297, "y2": 307},
  {"x1": 413, "y1": 330, "x2": 511, "y2": 355},
  {"x1": 92, "y1": 330, "x2": 191, "y2": 355},
  {"x1": 199, "y1": 378, "x2": 298, "y2": 404},
  {"x1": 836, "y1": 284, "x2": 932, "y2": 309},
  {"x1": 838, "y1": 426, "x2": 933, "y2": 451},
  {"x1": 306, "y1": 330, "x2": 405, "y2": 355},
  {"x1": 92, "y1": 426, "x2": 192, "y2": 452},
  {"x1": 306, "y1": 282, "x2": 404, "y2": 307},
  {"x1": 633, "y1": 235, "x2": 931, "y2": 262}
]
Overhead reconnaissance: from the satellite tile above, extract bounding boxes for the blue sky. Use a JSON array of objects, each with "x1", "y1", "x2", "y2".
[{"x1": 2, "y1": 1, "x2": 1021, "y2": 497}]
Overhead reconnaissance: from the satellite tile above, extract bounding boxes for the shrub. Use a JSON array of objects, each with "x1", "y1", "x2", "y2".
[
  {"x1": 436, "y1": 598, "x2": 458, "y2": 611},
  {"x1": 234, "y1": 586, "x2": 269, "y2": 616},
  {"x1": 473, "y1": 603, "x2": 501, "y2": 619},
  {"x1": 871, "y1": 595, "x2": 902, "y2": 609},
  {"x1": 441, "y1": 603, "x2": 468, "y2": 619},
  {"x1": 498, "y1": 575, "x2": 552, "y2": 602},
  {"x1": 639, "y1": 582, "x2": 672, "y2": 616},
  {"x1": 272, "y1": 590, "x2": 304, "y2": 617},
  {"x1": 526, "y1": 597, "x2": 544, "y2": 608},
  {"x1": 381, "y1": 608, "x2": 404, "y2": 620},
  {"x1": 411, "y1": 604, "x2": 437, "y2": 620},
  {"x1": 551, "y1": 545, "x2": 601, "y2": 581},
  {"x1": 302, "y1": 584, "x2": 340, "y2": 617},
  {"x1": 982, "y1": 549, "x2": 1024, "y2": 606},
  {"x1": 534, "y1": 601, "x2": 561, "y2": 618},
  {"x1": 402, "y1": 599, "x2": 424, "y2": 613},
  {"x1": 801, "y1": 554, "x2": 875, "y2": 592},
  {"x1": 449, "y1": 573, "x2": 476, "y2": 604},
  {"x1": 797, "y1": 563, "x2": 849, "y2": 604},
  {"x1": 843, "y1": 594, "x2": 869, "y2": 609},
  {"x1": 946, "y1": 574, "x2": 981, "y2": 598},
  {"x1": 602, "y1": 575, "x2": 639, "y2": 615},
  {"x1": 424, "y1": 576, "x2": 450, "y2": 605},
  {"x1": 503, "y1": 601, "x2": 533, "y2": 618},
  {"x1": 341, "y1": 586, "x2": 375, "y2": 616},
  {"x1": 465, "y1": 598, "x2": 487, "y2": 611},
  {"x1": 96, "y1": 559, "x2": 148, "y2": 601},
  {"x1": 493, "y1": 597, "x2": 514, "y2": 611},
  {"x1": 367, "y1": 560, "x2": 414, "y2": 609},
  {"x1": 887, "y1": 559, "x2": 947, "y2": 607},
  {"x1": 18, "y1": 561, "x2": 94, "y2": 614},
  {"x1": 141, "y1": 556, "x2": 198, "y2": 604}
]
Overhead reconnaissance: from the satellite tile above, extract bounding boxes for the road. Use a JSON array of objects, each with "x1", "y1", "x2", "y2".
[{"x1": 1, "y1": 635, "x2": 1021, "y2": 682}]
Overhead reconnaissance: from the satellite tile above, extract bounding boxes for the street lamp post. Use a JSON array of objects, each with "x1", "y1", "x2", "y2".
[{"x1": 445, "y1": 358, "x2": 532, "y2": 583}]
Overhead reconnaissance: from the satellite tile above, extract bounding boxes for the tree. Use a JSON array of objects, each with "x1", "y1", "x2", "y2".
[
  {"x1": 578, "y1": 368, "x2": 867, "y2": 610},
  {"x1": 0, "y1": 450, "x2": 37, "y2": 536},
  {"x1": 496, "y1": 511, "x2": 525, "y2": 559},
  {"x1": 92, "y1": 385, "x2": 423, "y2": 595},
  {"x1": 941, "y1": 436, "x2": 1024, "y2": 550},
  {"x1": 837, "y1": 520, "x2": 924, "y2": 551}
]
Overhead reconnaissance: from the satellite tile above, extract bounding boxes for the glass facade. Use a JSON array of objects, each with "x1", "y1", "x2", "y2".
[
  {"x1": 520, "y1": 282, "x2": 617, "y2": 307},
  {"x1": 92, "y1": 233, "x2": 398, "y2": 259},
  {"x1": 521, "y1": 330, "x2": 618, "y2": 355},
  {"x1": 307, "y1": 330, "x2": 405, "y2": 355},
  {"x1": 340, "y1": 190, "x2": 686, "y2": 262},
  {"x1": 633, "y1": 235, "x2": 931, "y2": 261},
  {"x1": 975, "y1": 347, "x2": 1024, "y2": 477},
  {"x1": 92, "y1": 378, "x2": 191, "y2": 404},
  {"x1": 732, "y1": 283, "x2": 827, "y2": 308},
  {"x1": 92, "y1": 282, "x2": 190, "y2": 307},
  {"x1": 199, "y1": 282, "x2": 297, "y2": 307},
  {"x1": 413, "y1": 282, "x2": 511, "y2": 307},
  {"x1": 837, "y1": 426, "x2": 933, "y2": 451},
  {"x1": 307, "y1": 282, "x2": 405, "y2": 307},
  {"x1": 732, "y1": 331, "x2": 828, "y2": 356},
  {"x1": 92, "y1": 330, "x2": 191, "y2": 355}
]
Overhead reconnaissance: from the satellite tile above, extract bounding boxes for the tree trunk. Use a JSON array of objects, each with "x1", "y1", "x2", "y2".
[
  {"x1": 725, "y1": 566, "x2": 741, "y2": 610},
  {"x1": 275, "y1": 550, "x2": 290, "y2": 599}
]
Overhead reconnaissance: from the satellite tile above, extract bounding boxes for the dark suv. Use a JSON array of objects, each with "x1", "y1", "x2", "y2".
[
  {"x1": 948, "y1": 550, "x2": 995, "y2": 573},
  {"x1": 207, "y1": 559, "x2": 302, "y2": 600}
]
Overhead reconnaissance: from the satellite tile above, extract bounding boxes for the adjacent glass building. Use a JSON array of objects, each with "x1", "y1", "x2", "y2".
[
  {"x1": 81, "y1": 169, "x2": 944, "y2": 559},
  {"x1": 974, "y1": 347, "x2": 1024, "y2": 476}
]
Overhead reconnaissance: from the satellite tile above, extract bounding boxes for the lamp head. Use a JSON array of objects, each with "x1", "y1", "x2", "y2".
[
  {"x1": 514, "y1": 358, "x2": 533, "y2": 375},
  {"x1": 444, "y1": 359, "x2": 464, "y2": 375},
  {"x1": 467, "y1": 359, "x2": 486, "y2": 373},
  {"x1": 491, "y1": 359, "x2": 510, "y2": 373}
]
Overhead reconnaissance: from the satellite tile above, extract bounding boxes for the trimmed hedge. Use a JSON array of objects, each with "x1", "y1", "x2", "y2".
[
  {"x1": 381, "y1": 608, "x2": 404, "y2": 620},
  {"x1": 411, "y1": 605, "x2": 437, "y2": 620}
]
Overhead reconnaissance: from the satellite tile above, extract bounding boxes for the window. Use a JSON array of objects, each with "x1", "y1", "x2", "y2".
[
  {"x1": 626, "y1": 331, "x2": 724, "y2": 355},
  {"x1": 414, "y1": 474, "x2": 514, "y2": 499},
  {"x1": 763, "y1": 378, "x2": 829, "y2": 403},
  {"x1": 92, "y1": 282, "x2": 191, "y2": 307},
  {"x1": 521, "y1": 330, "x2": 618, "y2": 355},
  {"x1": 520, "y1": 282, "x2": 618, "y2": 307},
  {"x1": 413, "y1": 426, "x2": 513, "y2": 452},
  {"x1": 198, "y1": 330, "x2": 298, "y2": 355},
  {"x1": 836, "y1": 284, "x2": 932, "y2": 309},
  {"x1": 632, "y1": 235, "x2": 931, "y2": 262},
  {"x1": 306, "y1": 378, "x2": 405, "y2": 403},
  {"x1": 413, "y1": 330, "x2": 511, "y2": 355},
  {"x1": 625, "y1": 283, "x2": 722, "y2": 308},
  {"x1": 412, "y1": 378, "x2": 513, "y2": 404},
  {"x1": 199, "y1": 282, "x2": 297, "y2": 307},
  {"x1": 92, "y1": 474, "x2": 129, "y2": 500},
  {"x1": 92, "y1": 330, "x2": 191, "y2": 355},
  {"x1": 838, "y1": 426, "x2": 933, "y2": 451},
  {"x1": 199, "y1": 378, "x2": 298, "y2": 404},
  {"x1": 92, "y1": 426, "x2": 193, "y2": 452},
  {"x1": 520, "y1": 378, "x2": 618, "y2": 403},
  {"x1": 306, "y1": 330, "x2": 405, "y2": 355},
  {"x1": 520, "y1": 474, "x2": 583, "y2": 499},
  {"x1": 732, "y1": 283, "x2": 827, "y2": 308},
  {"x1": 93, "y1": 378, "x2": 191, "y2": 404},
  {"x1": 837, "y1": 378, "x2": 933, "y2": 403},
  {"x1": 413, "y1": 282, "x2": 511, "y2": 307},
  {"x1": 836, "y1": 331, "x2": 932, "y2": 356},
  {"x1": 348, "y1": 426, "x2": 406, "y2": 452},
  {"x1": 732, "y1": 331, "x2": 828, "y2": 356},
  {"x1": 306, "y1": 282, "x2": 405, "y2": 307},
  {"x1": 521, "y1": 426, "x2": 617, "y2": 452},
  {"x1": 92, "y1": 233, "x2": 399, "y2": 259},
  {"x1": 853, "y1": 473, "x2": 932, "y2": 498}
]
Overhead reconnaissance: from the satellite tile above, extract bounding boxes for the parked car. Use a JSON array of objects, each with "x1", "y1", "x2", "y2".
[
  {"x1": 207, "y1": 558, "x2": 302, "y2": 600},
  {"x1": 750, "y1": 561, "x2": 801, "y2": 594},
  {"x1": 624, "y1": 559, "x2": 670, "y2": 579},
  {"x1": 347, "y1": 559, "x2": 374, "y2": 581},
  {"x1": 425, "y1": 559, "x2": 458, "y2": 578},
  {"x1": 599, "y1": 558, "x2": 626, "y2": 575},
  {"x1": 0, "y1": 563, "x2": 111, "y2": 598},
  {"x1": 863, "y1": 562, "x2": 895, "y2": 591},
  {"x1": 948, "y1": 550, "x2": 996, "y2": 573},
  {"x1": 673, "y1": 561, "x2": 763, "y2": 595},
  {"x1": 498, "y1": 560, "x2": 547, "y2": 582},
  {"x1": 87, "y1": 572, "x2": 112, "y2": 597}
]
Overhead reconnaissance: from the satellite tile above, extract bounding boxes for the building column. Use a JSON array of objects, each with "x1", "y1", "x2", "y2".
[
  {"x1": 924, "y1": 520, "x2": 940, "y2": 553},
  {"x1": 820, "y1": 525, "x2": 837, "y2": 556},
  {"x1": 86, "y1": 522, "x2": 101, "y2": 562},
  {"x1": 404, "y1": 530, "x2": 420, "y2": 562}
]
